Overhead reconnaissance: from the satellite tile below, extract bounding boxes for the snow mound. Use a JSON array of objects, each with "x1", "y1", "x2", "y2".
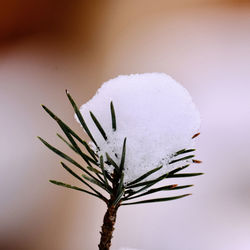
[{"x1": 77, "y1": 73, "x2": 200, "y2": 183}]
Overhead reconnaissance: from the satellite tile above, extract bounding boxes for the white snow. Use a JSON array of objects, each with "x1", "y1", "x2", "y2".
[{"x1": 77, "y1": 73, "x2": 200, "y2": 183}]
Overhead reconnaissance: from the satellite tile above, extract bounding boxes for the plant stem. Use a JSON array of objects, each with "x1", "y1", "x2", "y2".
[
  {"x1": 98, "y1": 202, "x2": 119, "y2": 250},
  {"x1": 99, "y1": 169, "x2": 121, "y2": 250}
]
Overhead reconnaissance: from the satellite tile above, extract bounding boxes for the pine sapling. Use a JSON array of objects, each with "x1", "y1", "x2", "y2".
[{"x1": 39, "y1": 73, "x2": 203, "y2": 250}]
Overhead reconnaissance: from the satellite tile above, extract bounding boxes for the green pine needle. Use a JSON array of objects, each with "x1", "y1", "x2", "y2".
[
  {"x1": 117, "y1": 172, "x2": 124, "y2": 195},
  {"x1": 58, "y1": 121, "x2": 98, "y2": 166},
  {"x1": 169, "y1": 155, "x2": 195, "y2": 164},
  {"x1": 105, "y1": 153, "x2": 119, "y2": 172},
  {"x1": 113, "y1": 189, "x2": 124, "y2": 206},
  {"x1": 41, "y1": 104, "x2": 97, "y2": 160},
  {"x1": 127, "y1": 164, "x2": 191, "y2": 190},
  {"x1": 100, "y1": 155, "x2": 111, "y2": 188},
  {"x1": 127, "y1": 165, "x2": 163, "y2": 187},
  {"x1": 49, "y1": 180, "x2": 100, "y2": 199},
  {"x1": 167, "y1": 173, "x2": 204, "y2": 178},
  {"x1": 110, "y1": 101, "x2": 116, "y2": 131},
  {"x1": 168, "y1": 164, "x2": 190, "y2": 175},
  {"x1": 119, "y1": 138, "x2": 127, "y2": 171},
  {"x1": 82, "y1": 174, "x2": 112, "y2": 194},
  {"x1": 38, "y1": 136, "x2": 103, "y2": 186},
  {"x1": 65, "y1": 90, "x2": 98, "y2": 147},
  {"x1": 125, "y1": 184, "x2": 193, "y2": 200},
  {"x1": 61, "y1": 162, "x2": 107, "y2": 202},
  {"x1": 174, "y1": 148, "x2": 196, "y2": 156},
  {"x1": 87, "y1": 165, "x2": 102, "y2": 175},
  {"x1": 57, "y1": 133, "x2": 78, "y2": 153},
  {"x1": 122, "y1": 194, "x2": 191, "y2": 206},
  {"x1": 90, "y1": 111, "x2": 108, "y2": 140}
]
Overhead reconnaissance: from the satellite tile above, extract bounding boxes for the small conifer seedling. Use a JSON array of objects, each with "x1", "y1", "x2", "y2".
[{"x1": 39, "y1": 73, "x2": 203, "y2": 250}]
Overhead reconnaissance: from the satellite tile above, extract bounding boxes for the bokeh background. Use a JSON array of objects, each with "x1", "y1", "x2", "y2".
[{"x1": 1, "y1": 0, "x2": 250, "y2": 249}]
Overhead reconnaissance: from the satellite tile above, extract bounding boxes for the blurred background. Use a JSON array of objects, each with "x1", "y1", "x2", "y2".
[{"x1": 1, "y1": 0, "x2": 250, "y2": 249}]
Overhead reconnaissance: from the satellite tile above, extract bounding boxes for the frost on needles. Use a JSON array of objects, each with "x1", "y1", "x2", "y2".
[{"x1": 77, "y1": 73, "x2": 200, "y2": 184}]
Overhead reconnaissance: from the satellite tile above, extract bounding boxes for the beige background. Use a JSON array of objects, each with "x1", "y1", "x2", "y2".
[{"x1": 1, "y1": 1, "x2": 250, "y2": 249}]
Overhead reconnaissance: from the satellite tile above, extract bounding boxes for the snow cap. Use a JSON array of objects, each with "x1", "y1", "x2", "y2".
[{"x1": 77, "y1": 73, "x2": 200, "y2": 183}]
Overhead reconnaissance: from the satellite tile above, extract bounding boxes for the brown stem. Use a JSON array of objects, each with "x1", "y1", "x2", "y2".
[{"x1": 98, "y1": 203, "x2": 119, "y2": 250}]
